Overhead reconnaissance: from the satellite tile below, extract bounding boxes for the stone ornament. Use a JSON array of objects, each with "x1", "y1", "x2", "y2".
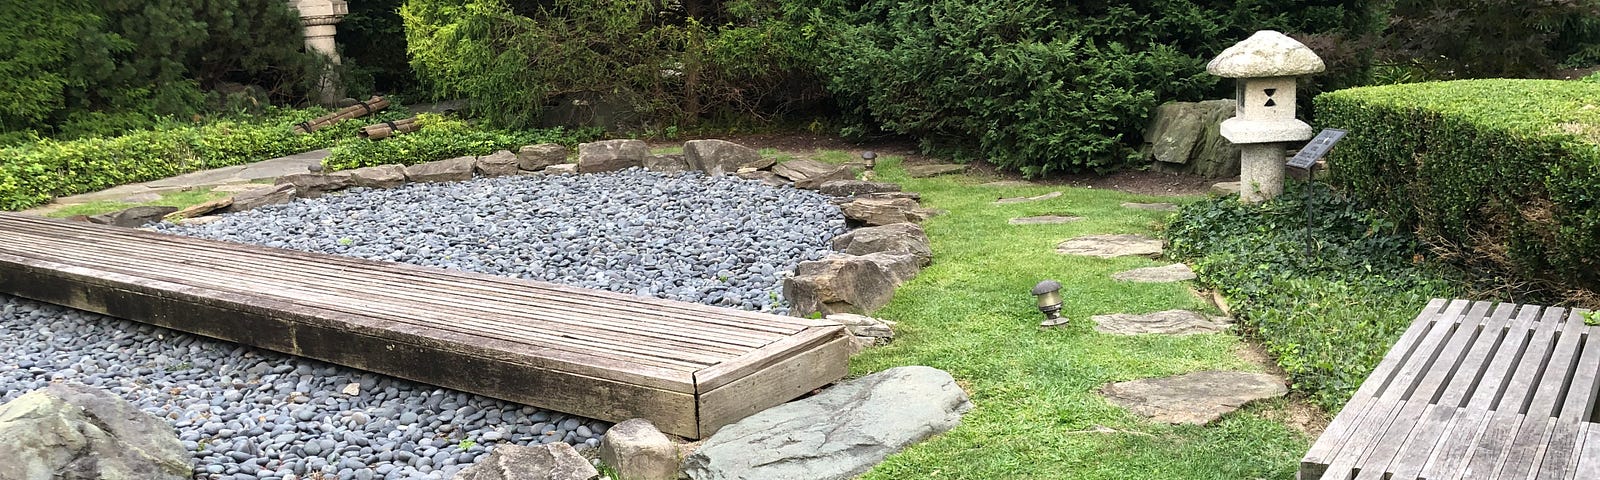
[{"x1": 1208, "y1": 30, "x2": 1324, "y2": 203}]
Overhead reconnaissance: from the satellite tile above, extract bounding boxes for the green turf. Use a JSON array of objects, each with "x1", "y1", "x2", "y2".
[
  {"x1": 848, "y1": 156, "x2": 1309, "y2": 479},
  {"x1": 46, "y1": 188, "x2": 228, "y2": 218}
]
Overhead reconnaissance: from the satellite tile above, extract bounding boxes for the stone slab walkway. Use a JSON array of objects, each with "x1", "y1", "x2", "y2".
[
  {"x1": 22, "y1": 149, "x2": 329, "y2": 215},
  {"x1": 1111, "y1": 264, "x2": 1196, "y2": 283},
  {"x1": 1055, "y1": 234, "x2": 1163, "y2": 258},
  {"x1": 1100, "y1": 371, "x2": 1286, "y2": 425},
  {"x1": 1092, "y1": 310, "x2": 1231, "y2": 335}
]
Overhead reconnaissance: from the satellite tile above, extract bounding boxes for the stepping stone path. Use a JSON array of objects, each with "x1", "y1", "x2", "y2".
[
  {"x1": 1055, "y1": 234, "x2": 1163, "y2": 258},
  {"x1": 905, "y1": 164, "x2": 966, "y2": 178},
  {"x1": 1121, "y1": 202, "x2": 1179, "y2": 211},
  {"x1": 1111, "y1": 264, "x2": 1196, "y2": 283},
  {"x1": 995, "y1": 191, "x2": 1063, "y2": 204},
  {"x1": 1211, "y1": 181, "x2": 1241, "y2": 196},
  {"x1": 981, "y1": 180, "x2": 1039, "y2": 187},
  {"x1": 1009, "y1": 215, "x2": 1083, "y2": 225},
  {"x1": 1100, "y1": 370, "x2": 1286, "y2": 425},
  {"x1": 1091, "y1": 310, "x2": 1231, "y2": 335}
]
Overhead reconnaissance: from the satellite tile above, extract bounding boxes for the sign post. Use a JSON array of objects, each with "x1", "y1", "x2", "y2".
[{"x1": 1288, "y1": 128, "x2": 1348, "y2": 256}]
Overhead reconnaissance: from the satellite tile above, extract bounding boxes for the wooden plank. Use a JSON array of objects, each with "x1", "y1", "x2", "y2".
[
  {"x1": 695, "y1": 333, "x2": 851, "y2": 438},
  {"x1": 1536, "y1": 316, "x2": 1600, "y2": 480},
  {"x1": 0, "y1": 246, "x2": 731, "y2": 370},
  {"x1": 1420, "y1": 304, "x2": 1545, "y2": 479},
  {"x1": 1462, "y1": 307, "x2": 1565, "y2": 478},
  {"x1": 1301, "y1": 298, "x2": 1452, "y2": 477},
  {"x1": 1353, "y1": 302, "x2": 1495, "y2": 477},
  {"x1": 1499, "y1": 307, "x2": 1584, "y2": 479},
  {"x1": 694, "y1": 325, "x2": 845, "y2": 392},
  {"x1": 1571, "y1": 423, "x2": 1600, "y2": 480},
  {"x1": 0, "y1": 225, "x2": 798, "y2": 344},
  {"x1": 0, "y1": 214, "x2": 829, "y2": 332},
  {"x1": 0, "y1": 253, "x2": 704, "y2": 435}
]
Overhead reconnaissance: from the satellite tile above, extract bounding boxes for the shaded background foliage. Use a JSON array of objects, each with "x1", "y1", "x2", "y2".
[{"x1": 0, "y1": 0, "x2": 322, "y2": 142}]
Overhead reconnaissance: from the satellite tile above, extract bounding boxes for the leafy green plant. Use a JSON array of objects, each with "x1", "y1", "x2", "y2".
[
  {"x1": 0, "y1": 108, "x2": 406, "y2": 211},
  {"x1": 320, "y1": 115, "x2": 598, "y2": 170},
  {"x1": 1167, "y1": 182, "x2": 1461, "y2": 410},
  {"x1": 1316, "y1": 79, "x2": 1600, "y2": 301}
]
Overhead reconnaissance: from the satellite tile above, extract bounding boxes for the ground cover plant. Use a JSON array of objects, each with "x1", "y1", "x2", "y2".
[
  {"x1": 0, "y1": 108, "x2": 408, "y2": 211},
  {"x1": 44, "y1": 188, "x2": 230, "y2": 219},
  {"x1": 1166, "y1": 182, "x2": 1460, "y2": 410},
  {"x1": 1316, "y1": 79, "x2": 1600, "y2": 303},
  {"x1": 845, "y1": 157, "x2": 1309, "y2": 478},
  {"x1": 321, "y1": 115, "x2": 599, "y2": 170}
]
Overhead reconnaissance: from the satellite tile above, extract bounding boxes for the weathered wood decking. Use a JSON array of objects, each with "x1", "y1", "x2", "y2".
[
  {"x1": 1302, "y1": 299, "x2": 1600, "y2": 479},
  {"x1": 0, "y1": 213, "x2": 849, "y2": 438}
]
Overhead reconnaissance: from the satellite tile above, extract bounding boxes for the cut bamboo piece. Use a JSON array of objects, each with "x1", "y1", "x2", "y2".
[
  {"x1": 291, "y1": 96, "x2": 391, "y2": 134},
  {"x1": 358, "y1": 116, "x2": 421, "y2": 140}
]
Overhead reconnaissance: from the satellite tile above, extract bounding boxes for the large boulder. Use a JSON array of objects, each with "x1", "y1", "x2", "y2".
[
  {"x1": 1143, "y1": 100, "x2": 1239, "y2": 178},
  {"x1": 346, "y1": 164, "x2": 408, "y2": 189},
  {"x1": 830, "y1": 223, "x2": 932, "y2": 266},
  {"x1": 454, "y1": 443, "x2": 599, "y2": 480},
  {"x1": 771, "y1": 159, "x2": 853, "y2": 189},
  {"x1": 221, "y1": 184, "x2": 296, "y2": 213},
  {"x1": 0, "y1": 383, "x2": 190, "y2": 480},
  {"x1": 87, "y1": 205, "x2": 180, "y2": 228},
  {"x1": 517, "y1": 144, "x2": 568, "y2": 172},
  {"x1": 276, "y1": 172, "x2": 354, "y2": 198},
  {"x1": 839, "y1": 198, "x2": 935, "y2": 226},
  {"x1": 683, "y1": 366, "x2": 972, "y2": 480},
  {"x1": 598, "y1": 419, "x2": 678, "y2": 480},
  {"x1": 474, "y1": 150, "x2": 521, "y2": 177},
  {"x1": 405, "y1": 156, "x2": 475, "y2": 183},
  {"x1": 578, "y1": 139, "x2": 648, "y2": 173},
  {"x1": 817, "y1": 180, "x2": 900, "y2": 197},
  {"x1": 783, "y1": 253, "x2": 917, "y2": 316},
  {"x1": 684, "y1": 139, "x2": 768, "y2": 175}
]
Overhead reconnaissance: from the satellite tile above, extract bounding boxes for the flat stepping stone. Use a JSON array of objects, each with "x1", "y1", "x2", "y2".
[
  {"x1": 995, "y1": 191, "x2": 1063, "y2": 204},
  {"x1": 1211, "y1": 182, "x2": 1241, "y2": 196},
  {"x1": 1091, "y1": 310, "x2": 1231, "y2": 335},
  {"x1": 1111, "y1": 264, "x2": 1196, "y2": 283},
  {"x1": 981, "y1": 180, "x2": 1039, "y2": 187},
  {"x1": 1009, "y1": 215, "x2": 1083, "y2": 225},
  {"x1": 905, "y1": 164, "x2": 966, "y2": 178},
  {"x1": 1121, "y1": 202, "x2": 1179, "y2": 211},
  {"x1": 1055, "y1": 234, "x2": 1162, "y2": 258},
  {"x1": 1100, "y1": 370, "x2": 1286, "y2": 425}
]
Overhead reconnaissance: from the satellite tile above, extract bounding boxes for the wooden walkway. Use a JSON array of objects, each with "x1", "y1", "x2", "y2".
[
  {"x1": 0, "y1": 213, "x2": 849, "y2": 438},
  {"x1": 1302, "y1": 299, "x2": 1600, "y2": 479}
]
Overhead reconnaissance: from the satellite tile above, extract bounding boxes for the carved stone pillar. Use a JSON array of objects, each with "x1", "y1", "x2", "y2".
[{"x1": 290, "y1": 0, "x2": 349, "y2": 105}]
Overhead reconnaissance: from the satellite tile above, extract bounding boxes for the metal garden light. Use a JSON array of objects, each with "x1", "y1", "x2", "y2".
[
  {"x1": 861, "y1": 151, "x2": 877, "y2": 169},
  {"x1": 1033, "y1": 280, "x2": 1067, "y2": 328}
]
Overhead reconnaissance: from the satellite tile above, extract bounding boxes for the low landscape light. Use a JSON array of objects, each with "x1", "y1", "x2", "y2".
[
  {"x1": 1032, "y1": 280, "x2": 1067, "y2": 327},
  {"x1": 307, "y1": 163, "x2": 324, "y2": 174},
  {"x1": 861, "y1": 151, "x2": 877, "y2": 168}
]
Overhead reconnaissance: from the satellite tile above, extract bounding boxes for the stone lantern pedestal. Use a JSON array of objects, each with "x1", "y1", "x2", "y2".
[
  {"x1": 1208, "y1": 31, "x2": 1325, "y2": 203},
  {"x1": 290, "y1": 0, "x2": 349, "y2": 106}
]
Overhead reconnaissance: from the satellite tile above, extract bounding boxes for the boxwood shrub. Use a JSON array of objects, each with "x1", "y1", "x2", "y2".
[{"x1": 1315, "y1": 79, "x2": 1600, "y2": 299}]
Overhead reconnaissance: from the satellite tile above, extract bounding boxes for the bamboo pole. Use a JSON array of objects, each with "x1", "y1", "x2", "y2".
[
  {"x1": 357, "y1": 116, "x2": 421, "y2": 140},
  {"x1": 291, "y1": 96, "x2": 391, "y2": 134}
]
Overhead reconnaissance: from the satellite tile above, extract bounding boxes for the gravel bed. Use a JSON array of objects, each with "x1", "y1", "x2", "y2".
[{"x1": 5, "y1": 169, "x2": 846, "y2": 479}]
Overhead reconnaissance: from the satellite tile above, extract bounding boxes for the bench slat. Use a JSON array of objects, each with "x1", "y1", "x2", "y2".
[
  {"x1": 1500, "y1": 308, "x2": 1584, "y2": 479},
  {"x1": 1301, "y1": 299, "x2": 1452, "y2": 478}
]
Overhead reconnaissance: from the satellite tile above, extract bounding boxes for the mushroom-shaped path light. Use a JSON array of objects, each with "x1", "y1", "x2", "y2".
[{"x1": 1033, "y1": 280, "x2": 1067, "y2": 328}]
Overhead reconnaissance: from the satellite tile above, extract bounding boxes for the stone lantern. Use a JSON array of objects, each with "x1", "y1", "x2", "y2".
[
  {"x1": 1207, "y1": 31, "x2": 1325, "y2": 203},
  {"x1": 289, "y1": 0, "x2": 350, "y2": 105}
]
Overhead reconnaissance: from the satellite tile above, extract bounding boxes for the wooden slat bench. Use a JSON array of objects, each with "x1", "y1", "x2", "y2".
[
  {"x1": 0, "y1": 213, "x2": 849, "y2": 438},
  {"x1": 1301, "y1": 298, "x2": 1600, "y2": 479}
]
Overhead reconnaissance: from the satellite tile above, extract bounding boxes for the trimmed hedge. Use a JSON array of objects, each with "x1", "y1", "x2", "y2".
[
  {"x1": 1315, "y1": 80, "x2": 1600, "y2": 298},
  {"x1": 0, "y1": 109, "x2": 406, "y2": 211},
  {"x1": 321, "y1": 115, "x2": 597, "y2": 170}
]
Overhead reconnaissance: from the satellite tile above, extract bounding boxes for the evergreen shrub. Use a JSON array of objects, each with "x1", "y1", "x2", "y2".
[{"x1": 1316, "y1": 79, "x2": 1600, "y2": 299}]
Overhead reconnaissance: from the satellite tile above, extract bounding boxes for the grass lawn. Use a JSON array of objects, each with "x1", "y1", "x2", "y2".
[{"x1": 849, "y1": 156, "x2": 1309, "y2": 479}]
